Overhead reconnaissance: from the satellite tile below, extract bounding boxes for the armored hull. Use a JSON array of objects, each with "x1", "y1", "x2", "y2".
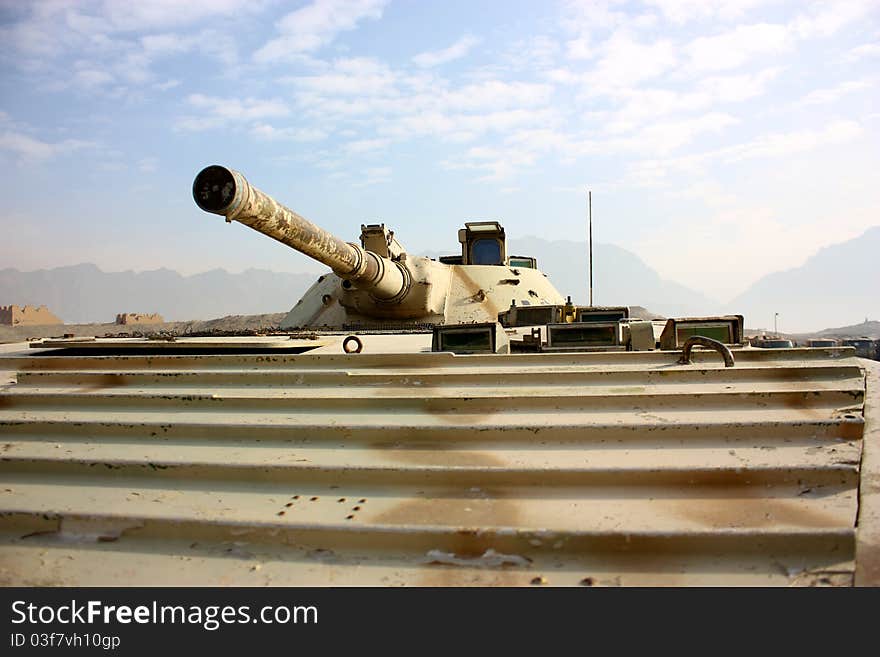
[
  {"x1": 1, "y1": 336, "x2": 877, "y2": 586},
  {"x1": 1, "y1": 166, "x2": 877, "y2": 586}
]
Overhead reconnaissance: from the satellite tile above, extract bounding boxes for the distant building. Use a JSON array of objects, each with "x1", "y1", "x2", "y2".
[
  {"x1": 115, "y1": 313, "x2": 164, "y2": 325},
  {"x1": 0, "y1": 304, "x2": 63, "y2": 326}
]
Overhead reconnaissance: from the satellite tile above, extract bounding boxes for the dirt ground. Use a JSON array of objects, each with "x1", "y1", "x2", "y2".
[{"x1": 0, "y1": 313, "x2": 286, "y2": 344}]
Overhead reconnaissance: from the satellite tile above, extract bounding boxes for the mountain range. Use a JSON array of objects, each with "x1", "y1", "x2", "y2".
[
  {"x1": 0, "y1": 265, "x2": 317, "y2": 324},
  {"x1": 504, "y1": 237, "x2": 718, "y2": 317},
  {"x1": 725, "y1": 226, "x2": 879, "y2": 332},
  {"x1": 1, "y1": 227, "x2": 876, "y2": 331}
]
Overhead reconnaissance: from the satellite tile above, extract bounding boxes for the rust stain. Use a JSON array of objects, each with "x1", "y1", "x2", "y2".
[
  {"x1": 778, "y1": 391, "x2": 833, "y2": 422},
  {"x1": 416, "y1": 567, "x2": 527, "y2": 587},
  {"x1": 375, "y1": 494, "x2": 518, "y2": 531},
  {"x1": 675, "y1": 496, "x2": 846, "y2": 530},
  {"x1": 375, "y1": 488, "x2": 520, "y2": 561},
  {"x1": 454, "y1": 269, "x2": 501, "y2": 318},
  {"x1": 82, "y1": 373, "x2": 128, "y2": 392},
  {"x1": 375, "y1": 444, "x2": 504, "y2": 467},
  {"x1": 836, "y1": 419, "x2": 865, "y2": 441},
  {"x1": 419, "y1": 398, "x2": 496, "y2": 424}
]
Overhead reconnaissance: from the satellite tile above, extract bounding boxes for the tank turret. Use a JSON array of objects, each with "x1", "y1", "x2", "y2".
[{"x1": 193, "y1": 165, "x2": 565, "y2": 328}]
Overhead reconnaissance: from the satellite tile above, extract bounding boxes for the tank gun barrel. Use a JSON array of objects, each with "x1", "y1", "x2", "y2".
[{"x1": 192, "y1": 165, "x2": 408, "y2": 301}]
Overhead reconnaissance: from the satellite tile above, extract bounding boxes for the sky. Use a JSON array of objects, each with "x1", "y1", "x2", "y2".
[{"x1": 0, "y1": 0, "x2": 878, "y2": 303}]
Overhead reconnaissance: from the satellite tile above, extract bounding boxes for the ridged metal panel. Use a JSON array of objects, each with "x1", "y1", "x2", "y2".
[{"x1": 0, "y1": 345, "x2": 867, "y2": 586}]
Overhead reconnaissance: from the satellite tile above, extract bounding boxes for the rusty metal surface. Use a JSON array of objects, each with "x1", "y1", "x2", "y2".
[
  {"x1": 0, "y1": 343, "x2": 869, "y2": 586},
  {"x1": 855, "y1": 359, "x2": 880, "y2": 585}
]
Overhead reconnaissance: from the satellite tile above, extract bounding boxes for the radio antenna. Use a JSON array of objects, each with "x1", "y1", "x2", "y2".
[{"x1": 588, "y1": 189, "x2": 593, "y2": 307}]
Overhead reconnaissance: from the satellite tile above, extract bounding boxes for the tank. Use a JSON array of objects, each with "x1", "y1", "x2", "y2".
[{"x1": 0, "y1": 166, "x2": 877, "y2": 587}]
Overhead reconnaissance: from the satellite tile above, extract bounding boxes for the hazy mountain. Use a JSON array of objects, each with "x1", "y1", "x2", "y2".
[
  {"x1": 1, "y1": 239, "x2": 716, "y2": 324},
  {"x1": 794, "y1": 320, "x2": 880, "y2": 340},
  {"x1": 424, "y1": 238, "x2": 718, "y2": 317},
  {"x1": 727, "y1": 226, "x2": 880, "y2": 332},
  {"x1": 5, "y1": 227, "x2": 874, "y2": 329},
  {"x1": 0, "y1": 264, "x2": 317, "y2": 323},
  {"x1": 509, "y1": 237, "x2": 719, "y2": 317}
]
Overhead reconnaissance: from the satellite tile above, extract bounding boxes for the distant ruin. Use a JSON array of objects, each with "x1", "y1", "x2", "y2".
[
  {"x1": 0, "y1": 305, "x2": 63, "y2": 326},
  {"x1": 116, "y1": 313, "x2": 164, "y2": 325}
]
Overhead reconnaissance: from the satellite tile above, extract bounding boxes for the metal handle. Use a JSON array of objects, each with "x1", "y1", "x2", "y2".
[{"x1": 678, "y1": 336, "x2": 735, "y2": 367}]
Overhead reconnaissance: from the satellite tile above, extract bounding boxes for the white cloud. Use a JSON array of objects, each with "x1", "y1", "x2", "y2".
[
  {"x1": 332, "y1": 75, "x2": 553, "y2": 117},
  {"x1": 792, "y1": 0, "x2": 877, "y2": 39},
  {"x1": 601, "y1": 68, "x2": 780, "y2": 134},
  {"x1": 644, "y1": 0, "x2": 769, "y2": 25},
  {"x1": 378, "y1": 107, "x2": 559, "y2": 144},
  {"x1": 138, "y1": 30, "x2": 240, "y2": 69},
  {"x1": 721, "y1": 120, "x2": 863, "y2": 162},
  {"x1": 419, "y1": 116, "x2": 582, "y2": 181},
  {"x1": 442, "y1": 80, "x2": 553, "y2": 112},
  {"x1": 177, "y1": 95, "x2": 289, "y2": 131},
  {"x1": 686, "y1": 23, "x2": 792, "y2": 72},
  {"x1": 187, "y1": 94, "x2": 289, "y2": 120},
  {"x1": 848, "y1": 43, "x2": 880, "y2": 60},
  {"x1": 559, "y1": 1, "x2": 651, "y2": 62},
  {"x1": 801, "y1": 80, "x2": 873, "y2": 106},
  {"x1": 623, "y1": 119, "x2": 867, "y2": 186},
  {"x1": 344, "y1": 138, "x2": 390, "y2": 154},
  {"x1": 72, "y1": 68, "x2": 114, "y2": 89},
  {"x1": 561, "y1": 0, "x2": 629, "y2": 32},
  {"x1": 289, "y1": 57, "x2": 399, "y2": 96},
  {"x1": 250, "y1": 123, "x2": 327, "y2": 142},
  {"x1": 700, "y1": 67, "x2": 783, "y2": 102},
  {"x1": 585, "y1": 31, "x2": 678, "y2": 91},
  {"x1": 633, "y1": 112, "x2": 739, "y2": 154},
  {"x1": 254, "y1": 0, "x2": 388, "y2": 63},
  {"x1": 565, "y1": 35, "x2": 594, "y2": 61},
  {"x1": 140, "y1": 33, "x2": 195, "y2": 56},
  {"x1": 0, "y1": 3, "x2": 246, "y2": 97},
  {"x1": 441, "y1": 144, "x2": 541, "y2": 182},
  {"x1": 137, "y1": 157, "x2": 159, "y2": 172},
  {"x1": 413, "y1": 35, "x2": 480, "y2": 68},
  {"x1": 282, "y1": 55, "x2": 559, "y2": 153},
  {"x1": 666, "y1": 180, "x2": 738, "y2": 207},
  {"x1": 505, "y1": 128, "x2": 572, "y2": 154},
  {"x1": 353, "y1": 166, "x2": 392, "y2": 186},
  {"x1": 101, "y1": 0, "x2": 259, "y2": 31},
  {"x1": 0, "y1": 131, "x2": 93, "y2": 161},
  {"x1": 153, "y1": 79, "x2": 181, "y2": 91},
  {"x1": 505, "y1": 36, "x2": 561, "y2": 69}
]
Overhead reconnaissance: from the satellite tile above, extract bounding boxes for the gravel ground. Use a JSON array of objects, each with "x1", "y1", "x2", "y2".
[{"x1": 0, "y1": 313, "x2": 286, "y2": 344}]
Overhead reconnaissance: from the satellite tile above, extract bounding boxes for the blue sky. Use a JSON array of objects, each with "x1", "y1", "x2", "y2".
[{"x1": 1, "y1": 0, "x2": 878, "y2": 302}]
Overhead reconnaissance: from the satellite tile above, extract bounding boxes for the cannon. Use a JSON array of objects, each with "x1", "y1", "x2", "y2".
[
  {"x1": 193, "y1": 165, "x2": 409, "y2": 302},
  {"x1": 192, "y1": 165, "x2": 565, "y2": 328}
]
